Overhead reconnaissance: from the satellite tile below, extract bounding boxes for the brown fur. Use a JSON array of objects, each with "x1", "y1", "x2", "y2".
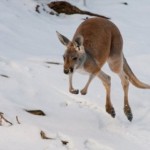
[{"x1": 56, "y1": 17, "x2": 150, "y2": 121}]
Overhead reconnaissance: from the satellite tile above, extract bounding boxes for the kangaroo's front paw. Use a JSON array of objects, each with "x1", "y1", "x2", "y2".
[
  {"x1": 70, "y1": 89, "x2": 79, "y2": 94},
  {"x1": 80, "y1": 89, "x2": 87, "y2": 95}
]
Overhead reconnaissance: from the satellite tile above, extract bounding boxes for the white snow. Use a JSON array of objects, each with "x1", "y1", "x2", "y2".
[{"x1": 0, "y1": 0, "x2": 150, "y2": 150}]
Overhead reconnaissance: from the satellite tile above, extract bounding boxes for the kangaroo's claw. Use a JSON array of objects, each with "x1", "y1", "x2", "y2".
[
  {"x1": 80, "y1": 89, "x2": 87, "y2": 95},
  {"x1": 70, "y1": 89, "x2": 79, "y2": 94},
  {"x1": 106, "y1": 106, "x2": 116, "y2": 118},
  {"x1": 124, "y1": 106, "x2": 133, "y2": 122},
  {"x1": 110, "y1": 108, "x2": 116, "y2": 118}
]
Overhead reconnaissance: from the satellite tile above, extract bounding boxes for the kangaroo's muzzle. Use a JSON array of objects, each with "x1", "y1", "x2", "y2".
[{"x1": 64, "y1": 67, "x2": 74, "y2": 74}]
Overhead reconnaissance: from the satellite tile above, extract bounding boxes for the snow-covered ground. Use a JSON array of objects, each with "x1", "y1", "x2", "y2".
[{"x1": 0, "y1": 0, "x2": 150, "y2": 149}]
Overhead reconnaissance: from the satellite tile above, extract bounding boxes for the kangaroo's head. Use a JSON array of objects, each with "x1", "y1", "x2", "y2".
[{"x1": 56, "y1": 31, "x2": 85, "y2": 74}]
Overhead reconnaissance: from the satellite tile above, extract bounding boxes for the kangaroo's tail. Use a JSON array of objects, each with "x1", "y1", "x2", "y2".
[{"x1": 123, "y1": 56, "x2": 150, "y2": 89}]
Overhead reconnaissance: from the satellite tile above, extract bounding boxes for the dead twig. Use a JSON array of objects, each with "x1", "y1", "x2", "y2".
[
  {"x1": 0, "y1": 112, "x2": 13, "y2": 126},
  {"x1": 25, "y1": 109, "x2": 46, "y2": 116},
  {"x1": 35, "y1": 5, "x2": 40, "y2": 13},
  {"x1": 0, "y1": 74, "x2": 9, "y2": 78},
  {"x1": 40, "y1": 130, "x2": 54, "y2": 140},
  {"x1": 45, "y1": 61, "x2": 63, "y2": 65},
  {"x1": 16, "y1": 116, "x2": 21, "y2": 124},
  {"x1": 61, "y1": 140, "x2": 69, "y2": 145}
]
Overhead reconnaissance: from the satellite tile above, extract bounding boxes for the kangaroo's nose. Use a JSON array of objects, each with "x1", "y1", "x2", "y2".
[
  {"x1": 70, "y1": 67, "x2": 74, "y2": 73},
  {"x1": 64, "y1": 69, "x2": 69, "y2": 74}
]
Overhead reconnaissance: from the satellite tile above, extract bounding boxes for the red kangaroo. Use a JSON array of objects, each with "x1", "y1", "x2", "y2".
[{"x1": 56, "y1": 17, "x2": 150, "y2": 121}]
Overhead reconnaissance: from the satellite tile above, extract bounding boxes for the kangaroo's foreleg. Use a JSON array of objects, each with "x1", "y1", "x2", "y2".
[
  {"x1": 69, "y1": 73, "x2": 79, "y2": 94},
  {"x1": 97, "y1": 71, "x2": 115, "y2": 118},
  {"x1": 119, "y1": 71, "x2": 133, "y2": 121},
  {"x1": 80, "y1": 74, "x2": 95, "y2": 95}
]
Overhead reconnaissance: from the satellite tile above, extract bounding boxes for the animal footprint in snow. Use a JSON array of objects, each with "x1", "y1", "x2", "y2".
[
  {"x1": 85, "y1": 139, "x2": 113, "y2": 150},
  {"x1": 78, "y1": 100, "x2": 100, "y2": 111}
]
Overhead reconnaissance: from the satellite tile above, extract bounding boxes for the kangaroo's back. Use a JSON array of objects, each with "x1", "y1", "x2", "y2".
[{"x1": 73, "y1": 17, "x2": 123, "y2": 67}]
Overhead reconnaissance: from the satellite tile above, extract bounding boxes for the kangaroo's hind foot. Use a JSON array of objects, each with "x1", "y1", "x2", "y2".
[
  {"x1": 124, "y1": 105, "x2": 133, "y2": 121},
  {"x1": 106, "y1": 105, "x2": 116, "y2": 118}
]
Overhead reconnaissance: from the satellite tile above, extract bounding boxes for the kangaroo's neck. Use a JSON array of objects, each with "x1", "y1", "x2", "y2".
[
  {"x1": 75, "y1": 53, "x2": 87, "y2": 70},
  {"x1": 75, "y1": 51, "x2": 100, "y2": 74}
]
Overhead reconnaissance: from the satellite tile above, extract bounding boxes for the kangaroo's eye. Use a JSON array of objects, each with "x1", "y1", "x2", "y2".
[{"x1": 72, "y1": 57, "x2": 78, "y2": 61}]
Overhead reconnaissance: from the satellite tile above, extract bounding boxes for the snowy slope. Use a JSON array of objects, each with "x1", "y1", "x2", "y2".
[{"x1": 0, "y1": 0, "x2": 150, "y2": 150}]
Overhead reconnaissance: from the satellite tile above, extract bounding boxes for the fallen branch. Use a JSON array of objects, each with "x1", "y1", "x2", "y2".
[{"x1": 48, "y1": 1, "x2": 110, "y2": 19}]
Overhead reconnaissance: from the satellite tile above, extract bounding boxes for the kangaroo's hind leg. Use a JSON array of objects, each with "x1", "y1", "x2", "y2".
[
  {"x1": 97, "y1": 71, "x2": 116, "y2": 118},
  {"x1": 119, "y1": 71, "x2": 133, "y2": 121},
  {"x1": 108, "y1": 55, "x2": 133, "y2": 121}
]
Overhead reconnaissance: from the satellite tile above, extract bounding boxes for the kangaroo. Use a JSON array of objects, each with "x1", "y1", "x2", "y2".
[{"x1": 56, "y1": 17, "x2": 150, "y2": 121}]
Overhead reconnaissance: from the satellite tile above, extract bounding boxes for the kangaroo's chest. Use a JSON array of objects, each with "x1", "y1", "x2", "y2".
[
  {"x1": 74, "y1": 58, "x2": 89, "y2": 75},
  {"x1": 75, "y1": 65, "x2": 89, "y2": 75}
]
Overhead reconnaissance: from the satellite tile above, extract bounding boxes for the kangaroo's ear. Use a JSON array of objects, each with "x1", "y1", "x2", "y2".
[
  {"x1": 74, "y1": 35, "x2": 84, "y2": 47},
  {"x1": 74, "y1": 35, "x2": 85, "y2": 53},
  {"x1": 56, "y1": 31, "x2": 70, "y2": 46}
]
